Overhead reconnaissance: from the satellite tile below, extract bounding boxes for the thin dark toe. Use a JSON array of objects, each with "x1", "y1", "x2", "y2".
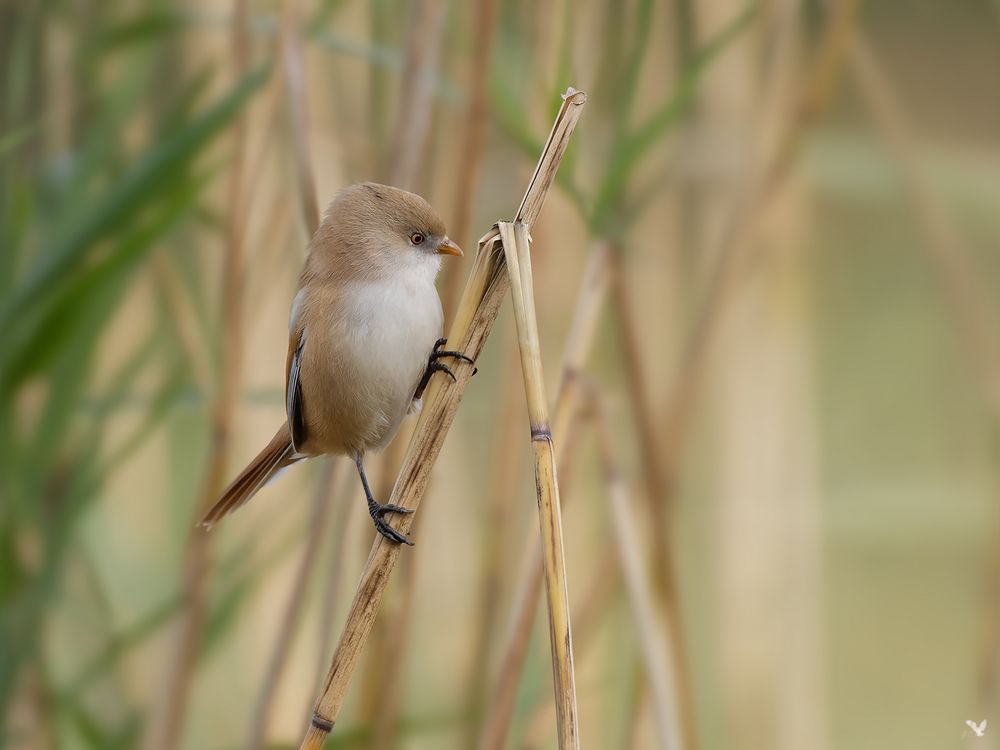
[
  {"x1": 433, "y1": 349, "x2": 474, "y2": 364},
  {"x1": 379, "y1": 503, "x2": 413, "y2": 515},
  {"x1": 432, "y1": 361, "x2": 456, "y2": 381},
  {"x1": 373, "y1": 515, "x2": 413, "y2": 545}
]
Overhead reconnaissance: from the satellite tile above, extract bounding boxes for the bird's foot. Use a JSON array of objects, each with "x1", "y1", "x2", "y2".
[
  {"x1": 413, "y1": 339, "x2": 477, "y2": 400},
  {"x1": 429, "y1": 338, "x2": 476, "y2": 381},
  {"x1": 369, "y1": 500, "x2": 414, "y2": 545}
]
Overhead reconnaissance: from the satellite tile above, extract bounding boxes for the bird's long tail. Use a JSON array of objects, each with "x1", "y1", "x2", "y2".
[{"x1": 200, "y1": 423, "x2": 302, "y2": 528}]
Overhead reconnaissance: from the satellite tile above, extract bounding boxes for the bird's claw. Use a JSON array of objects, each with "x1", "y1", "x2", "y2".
[
  {"x1": 432, "y1": 338, "x2": 475, "y2": 366},
  {"x1": 427, "y1": 360, "x2": 457, "y2": 382},
  {"x1": 370, "y1": 502, "x2": 414, "y2": 546}
]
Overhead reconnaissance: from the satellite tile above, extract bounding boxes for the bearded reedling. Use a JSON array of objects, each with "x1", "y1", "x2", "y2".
[{"x1": 201, "y1": 182, "x2": 472, "y2": 544}]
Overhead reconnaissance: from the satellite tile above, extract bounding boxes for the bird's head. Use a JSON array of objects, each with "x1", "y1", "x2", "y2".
[{"x1": 314, "y1": 182, "x2": 462, "y2": 282}]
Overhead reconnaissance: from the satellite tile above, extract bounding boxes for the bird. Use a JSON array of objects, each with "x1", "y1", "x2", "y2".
[{"x1": 200, "y1": 182, "x2": 472, "y2": 544}]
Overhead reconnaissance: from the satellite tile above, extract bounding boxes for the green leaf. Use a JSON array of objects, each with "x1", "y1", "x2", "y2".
[
  {"x1": 0, "y1": 170, "x2": 213, "y2": 398},
  {"x1": 95, "y1": 11, "x2": 185, "y2": 53},
  {"x1": 489, "y1": 76, "x2": 588, "y2": 215},
  {"x1": 614, "y1": 0, "x2": 655, "y2": 130},
  {"x1": 0, "y1": 64, "x2": 269, "y2": 331},
  {"x1": 631, "y1": 4, "x2": 756, "y2": 161},
  {"x1": 0, "y1": 120, "x2": 39, "y2": 159},
  {"x1": 64, "y1": 593, "x2": 182, "y2": 695},
  {"x1": 69, "y1": 701, "x2": 124, "y2": 750},
  {"x1": 589, "y1": 4, "x2": 758, "y2": 232}
]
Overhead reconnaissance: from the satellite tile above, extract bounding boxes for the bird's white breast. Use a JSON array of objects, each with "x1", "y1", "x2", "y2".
[{"x1": 337, "y1": 259, "x2": 443, "y2": 445}]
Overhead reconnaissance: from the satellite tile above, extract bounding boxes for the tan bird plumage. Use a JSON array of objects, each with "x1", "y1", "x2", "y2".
[{"x1": 201, "y1": 182, "x2": 468, "y2": 544}]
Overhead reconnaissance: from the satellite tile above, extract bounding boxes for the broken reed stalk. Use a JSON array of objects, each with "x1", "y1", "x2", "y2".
[
  {"x1": 477, "y1": 397, "x2": 590, "y2": 750},
  {"x1": 297, "y1": 87, "x2": 587, "y2": 750},
  {"x1": 595, "y1": 393, "x2": 681, "y2": 750},
  {"x1": 847, "y1": 33, "x2": 1000, "y2": 716},
  {"x1": 477, "y1": 241, "x2": 611, "y2": 750},
  {"x1": 141, "y1": 4, "x2": 252, "y2": 749},
  {"x1": 498, "y1": 220, "x2": 579, "y2": 750}
]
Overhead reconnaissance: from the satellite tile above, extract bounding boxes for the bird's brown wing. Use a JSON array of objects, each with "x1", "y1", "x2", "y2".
[{"x1": 286, "y1": 325, "x2": 307, "y2": 452}]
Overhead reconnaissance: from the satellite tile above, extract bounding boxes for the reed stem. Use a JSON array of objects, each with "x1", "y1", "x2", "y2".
[
  {"x1": 141, "y1": 4, "x2": 251, "y2": 748},
  {"x1": 297, "y1": 87, "x2": 587, "y2": 750},
  {"x1": 498, "y1": 220, "x2": 579, "y2": 749},
  {"x1": 246, "y1": 462, "x2": 338, "y2": 750},
  {"x1": 595, "y1": 393, "x2": 682, "y2": 750},
  {"x1": 477, "y1": 241, "x2": 610, "y2": 750}
]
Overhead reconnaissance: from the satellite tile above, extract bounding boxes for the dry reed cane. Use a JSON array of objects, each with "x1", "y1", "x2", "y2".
[
  {"x1": 498, "y1": 220, "x2": 579, "y2": 748},
  {"x1": 385, "y1": 0, "x2": 447, "y2": 189},
  {"x1": 476, "y1": 242, "x2": 610, "y2": 750},
  {"x1": 440, "y1": 0, "x2": 502, "y2": 323},
  {"x1": 475, "y1": 397, "x2": 589, "y2": 750},
  {"x1": 607, "y1": 242, "x2": 698, "y2": 750},
  {"x1": 297, "y1": 88, "x2": 587, "y2": 750},
  {"x1": 245, "y1": 9, "x2": 326, "y2": 745},
  {"x1": 520, "y1": 543, "x2": 622, "y2": 749},
  {"x1": 141, "y1": 4, "x2": 252, "y2": 748},
  {"x1": 595, "y1": 392, "x2": 682, "y2": 750}
]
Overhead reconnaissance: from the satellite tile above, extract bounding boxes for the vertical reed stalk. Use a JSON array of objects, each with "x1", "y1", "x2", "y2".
[
  {"x1": 141, "y1": 4, "x2": 251, "y2": 748},
  {"x1": 477, "y1": 241, "x2": 610, "y2": 750},
  {"x1": 520, "y1": 543, "x2": 621, "y2": 749},
  {"x1": 297, "y1": 88, "x2": 587, "y2": 750},
  {"x1": 498, "y1": 220, "x2": 579, "y2": 750}
]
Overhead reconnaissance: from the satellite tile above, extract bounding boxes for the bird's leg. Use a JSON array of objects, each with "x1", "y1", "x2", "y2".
[
  {"x1": 413, "y1": 338, "x2": 476, "y2": 400},
  {"x1": 355, "y1": 455, "x2": 413, "y2": 545}
]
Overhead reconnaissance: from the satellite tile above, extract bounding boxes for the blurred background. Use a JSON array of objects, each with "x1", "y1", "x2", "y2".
[{"x1": 3, "y1": 0, "x2": 1000, "y2": 748}]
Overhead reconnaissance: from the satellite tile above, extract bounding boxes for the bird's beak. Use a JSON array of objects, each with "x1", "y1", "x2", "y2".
[{"x1": 435, "y1": 237, "x2": 464, "y2": 257}]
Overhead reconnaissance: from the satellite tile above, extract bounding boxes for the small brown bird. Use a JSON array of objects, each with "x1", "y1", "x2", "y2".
[{"x1": 201, "y1": 182, "x2": 471, "y2": 544}]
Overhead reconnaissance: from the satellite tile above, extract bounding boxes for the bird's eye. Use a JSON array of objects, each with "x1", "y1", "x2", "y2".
[{"x1": 409, "y1": 232, "x2": 426, "y2": 245}]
